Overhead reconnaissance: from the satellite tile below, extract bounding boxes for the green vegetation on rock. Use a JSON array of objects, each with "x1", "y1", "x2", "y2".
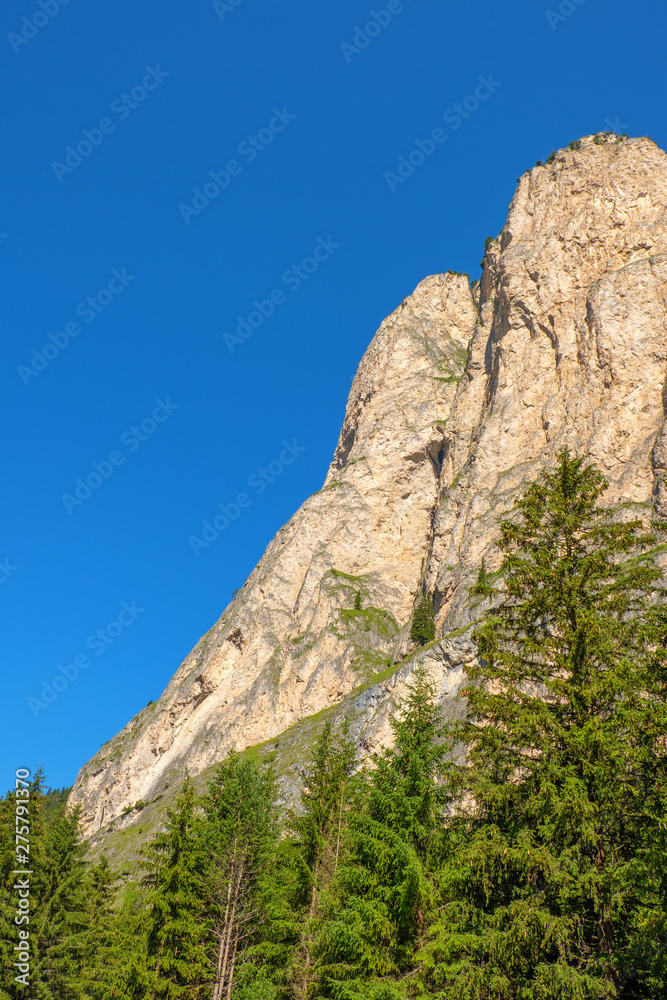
[{"x1": 410, "y1": 594, "x2": 436, "y2": 646}]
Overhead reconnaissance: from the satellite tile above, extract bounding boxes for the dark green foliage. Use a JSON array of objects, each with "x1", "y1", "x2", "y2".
[
  {"x1": 289, "y1": 723, "x2": 358, "y2": 998},
  {"x1": 421, "y1": 451, "x2": 667, "y2": 998},
  {"x1": 471, "y1": 557, "x2": 494, "y2": 600},
  {"x1": 40, "y1": 786, "x2": 71, "y2": 827},
  {"x1": 410, "y1": 594, "x2": 435, "y2": 646},
  {"x1": 0, "y1": 775, "x2": 47, "y2": 1000},
  {"x1": 142, "y1": 777, "x2": 210, "y2": 998},
  {"x1": 316, "y1": 668, "x2": 450, "y2": 998},
  {"x1": 0, "y1": 772, "x2": 98, "y2": 1000},
  {"x1": 31, "y1": 807, "x2": 92, "y2": 997},
  {"x1": 292, "y1": 723, "x2": 357, "y2": 878},
  {"x1": 201, "y1": 752, "x2": 283, "y2": 999},
  {"x1": 568, "y1": 139, "x2": 582, "y2": 150},
  {"x1": 369, "y1": 667, "x2": 451, "y2": 860},
  {"x1": 78, "y1": 859, "x2": 152, "y2": 1000},
  {"x1": 546, "y1": 150, "x2": 556, "y2": 163},
  {"x1": 230, "y1": 964, "x2": 281, "y2": 1000},
  {"x1": 535, "y1": 159, "x2": 544, "y2": 167}
]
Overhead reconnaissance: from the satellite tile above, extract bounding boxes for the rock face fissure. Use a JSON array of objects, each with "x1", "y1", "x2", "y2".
[{"x1": 70, "y1": 135, "x2": 667, "y2": 840}]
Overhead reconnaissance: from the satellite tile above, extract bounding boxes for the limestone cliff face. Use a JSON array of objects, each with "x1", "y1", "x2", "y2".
[
  {"x1": 71, "y1": 271, "x2": 477, "y2": 837},
  {"x1": 70, "y1": 135, "x2": 667, "y2": 841}
]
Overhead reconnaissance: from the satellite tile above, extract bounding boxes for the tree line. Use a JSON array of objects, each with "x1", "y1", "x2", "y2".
[{"x1": 2, "y1": 452, "x2": 667, "y2": 999}]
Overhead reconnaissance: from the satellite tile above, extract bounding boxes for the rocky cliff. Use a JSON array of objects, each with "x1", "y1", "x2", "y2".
[{"x1": 70, "y1": 134, "x2": 667, "y2": 847}]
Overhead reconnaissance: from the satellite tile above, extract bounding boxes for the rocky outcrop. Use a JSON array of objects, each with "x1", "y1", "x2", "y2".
[
  {"x1": 70, "y1": 134, "x2": 667, "y2": 840},
  {"x1": 71, "y1": 270, "x2": 478, "y2": 837},
  {"x1": 428, "y1": 134, "x2": 667, "y2": 631}
]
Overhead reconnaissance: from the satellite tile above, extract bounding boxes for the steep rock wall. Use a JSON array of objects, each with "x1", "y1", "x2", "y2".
[
  {"x1": 71, "y1": 272, "x2": 477, "y2": 836},
  {"x1": 70, "y1": 134, "x2": 667, "y2": 840}
]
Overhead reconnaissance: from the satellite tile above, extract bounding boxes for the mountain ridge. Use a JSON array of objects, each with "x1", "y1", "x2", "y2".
[{"x1": 69, "y1": 133, "x2": 667, "y2": 852}]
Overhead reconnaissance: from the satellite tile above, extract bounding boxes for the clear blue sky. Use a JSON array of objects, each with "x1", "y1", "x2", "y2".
[{"x1": 2, "y1": 0, "x2": 666, "y2": 790}]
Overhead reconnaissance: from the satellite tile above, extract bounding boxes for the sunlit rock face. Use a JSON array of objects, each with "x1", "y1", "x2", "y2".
[{"x1": 70, "y1": 136, "x2": 667, "y2": 840}]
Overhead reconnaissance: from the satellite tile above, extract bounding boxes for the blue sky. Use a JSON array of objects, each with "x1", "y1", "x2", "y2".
[{"x1": 2, "y1": 0, "x2": 666, "y2": 790}]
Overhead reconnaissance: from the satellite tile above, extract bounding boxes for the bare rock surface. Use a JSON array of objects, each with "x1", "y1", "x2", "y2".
[{"x1": 70, "y1": 135, "x2": 667, "y2": 841}]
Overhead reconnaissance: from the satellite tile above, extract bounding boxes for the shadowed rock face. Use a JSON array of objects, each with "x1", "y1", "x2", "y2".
[{"x1": 70, "y1": 135, "x2": 667, "y2": 840}]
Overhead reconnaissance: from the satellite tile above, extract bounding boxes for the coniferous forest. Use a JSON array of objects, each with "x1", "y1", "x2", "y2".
[{"x1": 2, "y1": 453, "x2": 667, "y2": 999}]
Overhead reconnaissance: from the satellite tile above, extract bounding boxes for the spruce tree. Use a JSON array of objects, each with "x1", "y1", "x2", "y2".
[
  {"x1": 410, "y1": 595, "x2": 436, "y2": 646},
  {"x1": 289, "y1": 723, "x2": 357, "y2": 999},
  {"x1": 201, "y1": 752, "x2": 278, "y2": 1000},
  {"x1": 0, "y1": 773, "x2": 92, "y2": 1000},
  {"x1": 90, "y1": 883, "x2": 152, "y2": 1000},
  {"x1": 142, "y1": 778, "x2": 210, "y2": 999},
  {"x1": 317, "y1": 667, "x2": 450, "y2": 998},
  {"x1": 293, "y1": 722, "x2": 357, "y2": 879},
  {"x1": 80, "y1": 857, "x2": 152, "y2": 1000},
  {"x1": 79, "y1": 854, "x2": 117, "y2": 982},
  {"x1": 30, "y1": 806, "x2": 91, "y2": 998},
  {"x1": 421, "y1": 451, "x2": 667, "y2": 999}
]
